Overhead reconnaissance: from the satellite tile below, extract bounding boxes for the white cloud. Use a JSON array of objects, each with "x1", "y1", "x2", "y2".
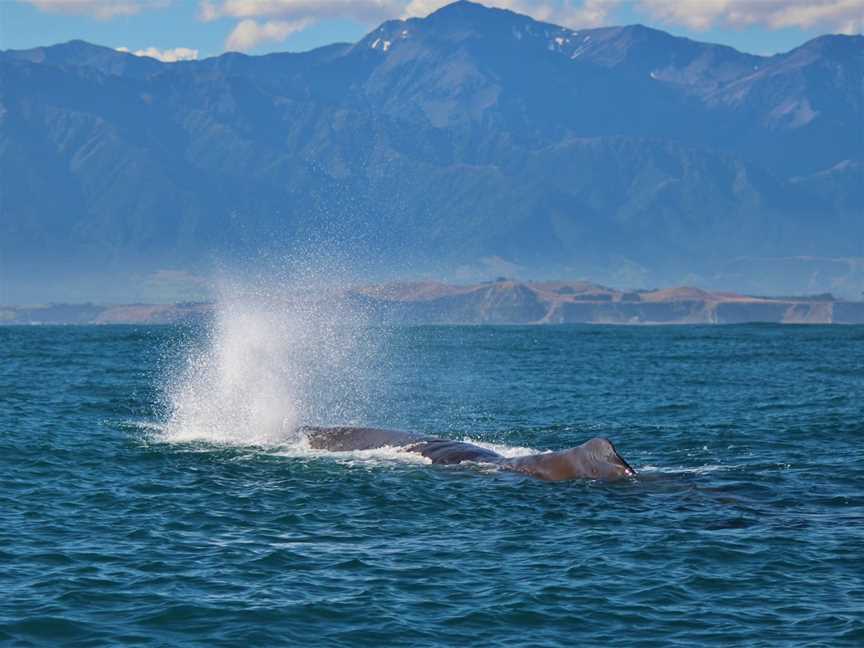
[
  {"x1": 225, "y1": 18, "x2": 315, "y2": 51},
  {"x1": 201, "y1": 0, "x2": 400, "y2": 50},
  {"x1": 635, "y1": 0, "x2": 864, "y2": 35},
  {"x1": 561, "y1": 0, "x2": 623, "y2": 27},
  {"x1": 116, "y1": 46, "x2": 199, "y2": 62},
  {"x1": 21, "y1": 0, "x2": 170, "y2": 20},
  {"x1": 199, "y1": 0, "x2": 403, "y2": 23}
]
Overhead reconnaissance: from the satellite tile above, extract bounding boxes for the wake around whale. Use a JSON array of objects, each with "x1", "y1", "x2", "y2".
[{"x1": 301, "y1": 426, "x2": 636, "y2": 481}]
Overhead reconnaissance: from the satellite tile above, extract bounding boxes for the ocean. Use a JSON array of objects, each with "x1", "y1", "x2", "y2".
[{"x1": 1, "y1": 315, "x2": 862, "y2": 645}]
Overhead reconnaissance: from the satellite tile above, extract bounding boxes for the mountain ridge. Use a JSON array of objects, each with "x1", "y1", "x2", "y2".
[{"x1": 1, "y1": 1, "x2": 861, "y2": 304}]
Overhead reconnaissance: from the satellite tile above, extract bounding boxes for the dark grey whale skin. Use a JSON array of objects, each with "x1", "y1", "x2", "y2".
[{"x1": 300, "y1": 426, "x2": 636, "y2": 482}]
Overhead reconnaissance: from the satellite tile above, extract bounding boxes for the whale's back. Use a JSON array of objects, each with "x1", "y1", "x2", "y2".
[{"x1": 302, "y1": 426, "x2": 423, "y2": 451}]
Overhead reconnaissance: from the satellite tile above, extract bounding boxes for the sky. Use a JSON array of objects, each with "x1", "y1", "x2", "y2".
[{"x1": 0, "y1": 0, "x2": 862, "y2": 61}]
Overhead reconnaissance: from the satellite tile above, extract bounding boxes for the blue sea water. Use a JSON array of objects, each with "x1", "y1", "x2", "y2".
[{"x1": 1, "y1": 322, "x2": 862, "y2": 646}]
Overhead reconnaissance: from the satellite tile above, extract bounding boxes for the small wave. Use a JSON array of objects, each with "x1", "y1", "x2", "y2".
[
  {"x1": 639, "y1": 463, "x2": 745, "y2": 475},
  {"x1": 273, "y1": 440, "x2": 433, "y2": 466},
  {"x1": 125, "y1": 420, "x2": 168, "y2": 434}
]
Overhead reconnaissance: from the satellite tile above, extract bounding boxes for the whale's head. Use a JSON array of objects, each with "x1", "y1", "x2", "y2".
[
  {"x1": 572, "y1": 437, "x2": 636, "y2": 480},
  {"x1": 545, "y1": 437, "x2": 636, "y2": 481},
  {"x1": 506, "y1": 437, "x2": 636, "y2": 481}
]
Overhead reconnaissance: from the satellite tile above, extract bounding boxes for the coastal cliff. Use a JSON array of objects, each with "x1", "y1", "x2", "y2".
[
  {"x1": 349, "y1": 281, "x2": 864, "y2": 325},
  {"x1": 3, "y1": 281, "x2": 863, "y2": 325}
]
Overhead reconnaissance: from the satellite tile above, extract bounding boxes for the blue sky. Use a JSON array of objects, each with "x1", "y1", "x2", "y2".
[{"x1": 1, "y1": 1, "x2": 861, "y2": 61}]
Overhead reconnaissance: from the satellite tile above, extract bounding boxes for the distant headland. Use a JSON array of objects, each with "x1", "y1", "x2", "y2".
[{"x1": 3, "y1": 280, "x2": 863, "y2": 325}]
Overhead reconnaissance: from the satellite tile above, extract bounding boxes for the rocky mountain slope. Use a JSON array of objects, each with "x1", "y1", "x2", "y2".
[{"x1": 1, "y1": 1, "x2": 861, "y2": 303}]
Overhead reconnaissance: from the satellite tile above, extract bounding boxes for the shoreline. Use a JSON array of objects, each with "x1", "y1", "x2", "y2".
[{"x1": 3, "y1": 280, "x2": 864, "y2": 326}]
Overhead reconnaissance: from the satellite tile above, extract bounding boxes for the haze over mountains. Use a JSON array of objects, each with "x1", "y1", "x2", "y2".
[{"x1": 1, "y1": 0, "x2": 862, "y2": 303}]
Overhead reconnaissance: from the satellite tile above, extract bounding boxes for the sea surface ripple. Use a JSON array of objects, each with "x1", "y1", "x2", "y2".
[{"x1": 1, "y1": 324, "x2": 862, "y2": 646}]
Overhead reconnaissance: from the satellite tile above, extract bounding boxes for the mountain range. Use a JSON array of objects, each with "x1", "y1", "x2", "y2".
[
  {"x1": 1, "y1": 0, "x2": 862, "y2": 303},
  {"x1": 4, "y1": 280, "x2": 864, "y2": 325}
]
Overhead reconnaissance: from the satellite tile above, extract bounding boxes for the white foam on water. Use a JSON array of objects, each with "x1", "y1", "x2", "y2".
[
  {"x1": 639, "y1": 463, "x2": 744, "y2": 475},
  {"x1": 459, "y1": 438, "x2": 546, "y2": 458},
  {"x1": 272, "y1": 433, "x2": 433, "y2": 466}
]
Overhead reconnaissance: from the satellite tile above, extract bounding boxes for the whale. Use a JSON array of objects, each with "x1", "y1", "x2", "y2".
[{"x1": 300, "y1": 426, "x2": 636, "y2": 481}]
